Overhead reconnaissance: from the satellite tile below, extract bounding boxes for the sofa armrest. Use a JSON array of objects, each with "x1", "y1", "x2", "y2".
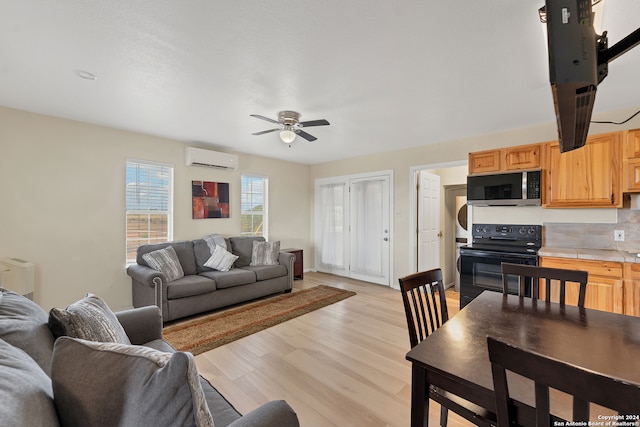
[
  {"x1": 127, "y1": 263, "x2": 164, "y2": 287},
  {"x1": 227, "y1": 400, "x2": 299, "y2": 427},
  {"x1": 278, "y1": 251, "x2": 294, "y2": 267},
  {"x1": 115, "y1": 305, "x2": 163, "y2": 345}
]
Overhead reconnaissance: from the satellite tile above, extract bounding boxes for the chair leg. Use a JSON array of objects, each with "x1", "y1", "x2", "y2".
[{"x1": 440, "y1": 405, "x2": 448, "y2": 427}]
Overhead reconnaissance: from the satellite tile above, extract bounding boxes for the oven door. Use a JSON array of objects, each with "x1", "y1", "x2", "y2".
[{"x1": 459, "y1": 248, "x2": 537, "y2": 309}]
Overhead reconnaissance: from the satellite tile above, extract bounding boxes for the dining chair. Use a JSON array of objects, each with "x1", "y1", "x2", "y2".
[
  {"x1": 487, "y1": 336, "x2": 640, "y2": 427},
  {"x1": 501, "y1": 262, "x2": 589, "y2": 307},
  {"x1": 399, "y1": 269, "x2": 495, "y2": 427}
]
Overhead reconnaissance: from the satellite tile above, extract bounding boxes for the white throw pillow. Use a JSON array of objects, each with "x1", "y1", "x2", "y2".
[{"x1": 204, "y1": 245, "x2": 239, "y2": 272}]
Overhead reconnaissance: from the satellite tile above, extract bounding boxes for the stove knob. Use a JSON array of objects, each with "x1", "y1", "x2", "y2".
[
  {"x1": 528, "y1": 227, "x2": 536, "y2": 235},
  {"x1": 518, "y1": 227, "x2": 526, "y2": 234}
]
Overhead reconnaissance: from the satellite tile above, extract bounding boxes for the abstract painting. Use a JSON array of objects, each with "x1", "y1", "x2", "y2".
[{"x1": 192, "y1": 181, "x2": 230, "y2": 219}]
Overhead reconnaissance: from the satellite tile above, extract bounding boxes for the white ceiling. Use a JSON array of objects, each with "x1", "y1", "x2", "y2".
[{"x1": 1, "y1": 1, "x2": 639, "y2": 164}]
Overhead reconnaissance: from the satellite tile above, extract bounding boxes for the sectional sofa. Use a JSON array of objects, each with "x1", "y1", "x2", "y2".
[{"x1": 0, "y1": 288, "x2": 299, "y2": 427}]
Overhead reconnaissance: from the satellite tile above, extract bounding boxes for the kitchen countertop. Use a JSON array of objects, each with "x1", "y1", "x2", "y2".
[{"x1": 539, "y1": 247, "x2": 640, "y2": 263}]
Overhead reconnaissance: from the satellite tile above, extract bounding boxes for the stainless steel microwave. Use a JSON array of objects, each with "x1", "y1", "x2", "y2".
[{"x1": 466, "y1": 170, "x2": 542, "y2": 206}]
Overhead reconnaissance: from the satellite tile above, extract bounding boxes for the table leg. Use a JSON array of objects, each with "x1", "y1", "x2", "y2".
[{"x1": 411, "y1": 364, "x2": 428, "y2": 427}]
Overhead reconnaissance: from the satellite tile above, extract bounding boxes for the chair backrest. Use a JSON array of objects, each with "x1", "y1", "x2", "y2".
[
  {"x1": 501, "y1": 262, "x2": 589, "y2": 307},
  {"x1": 487, "y1": 336, "x2": 640, "y2": 427},
  {"x1": 398, "y1": 268, "x2": 449, "y2": 348}
]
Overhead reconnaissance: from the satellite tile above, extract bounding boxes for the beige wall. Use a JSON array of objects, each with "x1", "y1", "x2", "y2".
[
  {"x1": 2, "y1": 105, "x2": 638, "y2": 309},
  {"x1": 0, "y1": 107, "x2": 310, "y2": 310}
]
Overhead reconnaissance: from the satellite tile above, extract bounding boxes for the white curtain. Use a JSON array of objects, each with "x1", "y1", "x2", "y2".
[
  {"x1": 351, "y1": 179, "x2": 383, "y2": 276},
  {"x1": 319, "y1": 183, "x2": 345, "y2": 269}
]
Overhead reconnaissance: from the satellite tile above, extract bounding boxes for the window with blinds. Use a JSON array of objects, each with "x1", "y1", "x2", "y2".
[
  {"x1": 125, "y1": 160, "x2": 174, "y2": 263},
  {"x1": 241, "y1": 175, "x2": 268, "y2": 238}
]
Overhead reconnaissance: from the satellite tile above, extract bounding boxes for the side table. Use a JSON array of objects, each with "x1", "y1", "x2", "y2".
[{"x1": 282, "y1": 248, "x2": 303, "y2": 280}]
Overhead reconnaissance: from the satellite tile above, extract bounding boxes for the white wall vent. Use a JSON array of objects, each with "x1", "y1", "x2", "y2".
[
  {"x1": 1, "y1": 258, "x2": 35, "y2": 300},
  {"x1": 185, "y1": 147, "x2": 238, "y2": 171}
]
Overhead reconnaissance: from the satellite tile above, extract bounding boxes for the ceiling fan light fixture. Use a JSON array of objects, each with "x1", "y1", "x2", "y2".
[{"x1": 280, "y1": 127, "x2": 296, "y2": 144}]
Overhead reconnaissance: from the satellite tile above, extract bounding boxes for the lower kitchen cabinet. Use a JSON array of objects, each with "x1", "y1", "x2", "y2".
[
  {"x1": 539, "y1": 257, "x2": 624, "y2": 314},
  {"x1": 623, "y1": 263, "x2": 640, "y2": 316}
]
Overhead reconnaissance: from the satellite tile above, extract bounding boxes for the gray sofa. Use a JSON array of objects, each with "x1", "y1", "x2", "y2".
[
  {"x1": 127, "y1": 236, "x2": 294, "y2": 322},
  {"x1": 0, "y1": 288, "x2": 299, "y2": 427}
]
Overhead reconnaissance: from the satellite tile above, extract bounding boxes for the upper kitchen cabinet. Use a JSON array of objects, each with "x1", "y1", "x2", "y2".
[
  {"x1": 468, "y1": 143, "x2": 541, "y2": 175},
  {"x1": 543, "y1": 132, "x2": 622, "y2": 208},
  {"x1": 622, "y1": 128, "x2": 640, "y2": 192}
]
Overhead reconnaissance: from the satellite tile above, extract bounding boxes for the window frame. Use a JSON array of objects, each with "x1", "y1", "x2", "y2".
[
  {"x1": 241, "y1": 174, "x2": 268, "y2": 239},
  {"x1": 125, "y1": 159, "x2": 174, "y2": 264}
]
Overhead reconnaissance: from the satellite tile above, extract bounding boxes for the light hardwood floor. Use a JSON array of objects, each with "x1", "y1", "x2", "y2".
[{"x1": 195, "y1": 272, "x2": 471, "y2": 427}]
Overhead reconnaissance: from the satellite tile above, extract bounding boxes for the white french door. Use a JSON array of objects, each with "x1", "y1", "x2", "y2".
[{"x1": 315, "y1": 171, "x2": 392, "y2": 286}]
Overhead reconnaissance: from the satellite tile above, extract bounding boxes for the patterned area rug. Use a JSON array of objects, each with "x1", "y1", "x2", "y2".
[{"x1": 163, "y1": 285, "x2": 356, "y2": 355}]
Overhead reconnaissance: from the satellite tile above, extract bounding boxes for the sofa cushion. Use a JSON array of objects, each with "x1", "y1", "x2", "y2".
[
  {"x1": 49, "y1": 293, "x2": 131, "y2": 345},
  {"x1": 167, "y1": 275, "x2": 217, "y2": 300},
  {"x1": 0, "y1": 289, "x2": 55, "y2": 376},
  {"x1": 51, "y1": 337, "x2": 215, "y2": 427},
  {"x1": 241, "y1": 264, "x2": 288, "y2": 281},
  {"x1": 0, "y1": 338, "x2": 60, "y2": 427},
  {"x1": 142, "y1": 246, "x2": 185, "y2": 282},
  {"x1": 137, "y1": 241, "x2": 197, "y2": 276},
  {"x1": 205, "y1": 245, "x2": 239, "y2": 272},
  {"x1": 199, "y1": 377, "x2": 242, "y2": 427},
  {"x1": 229, "y1": 236, "x2": 265, "y2": 268},
  {"x1": 199, "y1": 269, "x2": 257, "y2": 289},
  {"x1": 250, "y1": 240, "x2": 280, "y2": 266}
]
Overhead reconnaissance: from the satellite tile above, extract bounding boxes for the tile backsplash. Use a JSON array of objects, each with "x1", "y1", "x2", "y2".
[{"x1": 544, "y1": 196, "x2": 640, "y2": 252}]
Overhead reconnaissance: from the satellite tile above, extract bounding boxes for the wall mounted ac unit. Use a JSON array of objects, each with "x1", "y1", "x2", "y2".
[
  {"x1": 185, "y1": 147, "x2": 238, "y2": 171},
  {"x1": 1, "y1": 258, "x2": 35, "y2": 300}
]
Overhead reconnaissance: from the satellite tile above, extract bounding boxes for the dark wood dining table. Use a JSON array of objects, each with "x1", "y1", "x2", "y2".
[{"x1": 405, "y1": 291, "x2": 640, "y2": 427}]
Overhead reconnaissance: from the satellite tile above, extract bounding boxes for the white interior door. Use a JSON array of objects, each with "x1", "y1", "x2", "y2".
[
  {"x1": 418, "y1": 171, "x2": 441, "y2": 272},
  {"x1": 349, "y1": 175, "x2": 391, "y2": 286}
]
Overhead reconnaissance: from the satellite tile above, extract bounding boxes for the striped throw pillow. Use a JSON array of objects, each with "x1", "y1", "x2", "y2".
[{"x1": 142, "y1": 246, "x2": 185, "y2": 282}]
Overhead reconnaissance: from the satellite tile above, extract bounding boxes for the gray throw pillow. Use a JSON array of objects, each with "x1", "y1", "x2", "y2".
[
  {"x1": 204, "y1": 245, "x2": 239, "y2": 272},
  {"x1": 250, "y1": 240, "x2": 280, "y2": 266},
  {"x1": 48, "y1": 293, "x2": 131, "y2": 344},
  {"x1": 0, "y1": 288, "x2": 55, "y2": 375},
  {"x1": 51, "y1": 337, "x2": 215, "y2": 427},
  {"x1": 0, "y1": 338, "x2": 60, "y2": 427},
  {"x1": 142, "y1": 245, "x2": 185, "y2": 282}
]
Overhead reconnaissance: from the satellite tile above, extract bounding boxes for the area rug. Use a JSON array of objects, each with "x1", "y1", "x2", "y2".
[{"x1": 163, "y1": 285, "x2": 356, "y2": 355}]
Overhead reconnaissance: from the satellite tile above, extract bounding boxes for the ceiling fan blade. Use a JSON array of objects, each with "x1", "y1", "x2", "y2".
[
  {"x1": 299, "y1": 119, "x2": 330, "y2": 127},
  {"x1": 250, "y1": 114, "x2": 280, "y2": 124},
  {"x1": 252, "y1": 128, "x2": 280, "y2": 136},
  {"x1": 296, "y1": 129, "x2": 318, "y2": 142}
]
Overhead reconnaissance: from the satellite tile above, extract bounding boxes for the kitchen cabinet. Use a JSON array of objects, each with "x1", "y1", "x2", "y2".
[
  {"x1": 542, "y1": 132, "x2": 622, "y2": 208},
  {"x1": 539, "y1": 257, "x2": 624, "y2": 314},
  {"x1": 623, "y1": 263, "x2": 640, "y2": 316},
  {"x1": 468, "y1": 149, "x2": 501, "y2": 174},
  {"x1": 468, "y1": 143, "x2": 541, "y2": 175},
  {"x1": 622, "y1": 128, "x2": 640, "y2": 192}
]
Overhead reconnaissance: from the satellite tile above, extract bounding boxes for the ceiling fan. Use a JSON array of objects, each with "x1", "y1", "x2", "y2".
[{"x1": 250, "y1": 111, "x2": 330, "y2": 144}]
